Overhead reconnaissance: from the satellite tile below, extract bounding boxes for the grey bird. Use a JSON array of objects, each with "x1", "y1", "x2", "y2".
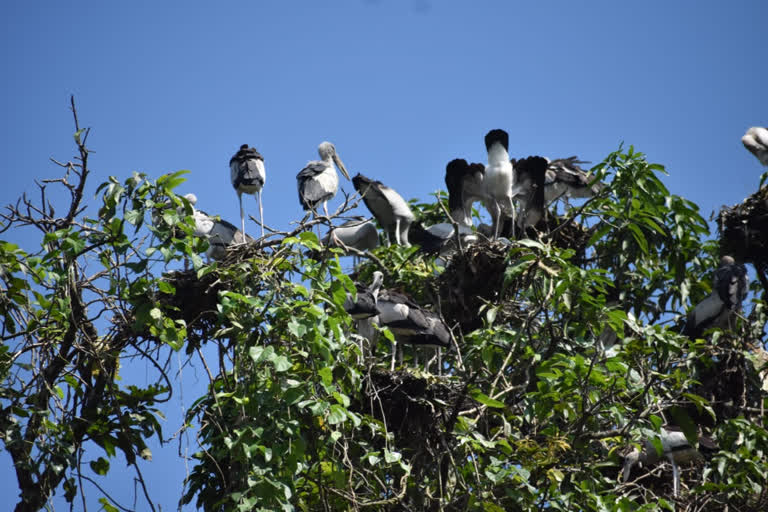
[
  {"x1": 742, "y1": 126, "x2": 768, "y2": 166},
  {"x1": 538, "y1": 156, "x2": 601, "y2": 204},
  {"x1": 682, "y1": 255, "x2": 749, "y2": 339},
  {"x1": 352, "y1": 173, "x2": 415, "y2": 247},
  {"x1": 230, "y1": 144, "x2": 266, "y2": 239},
  {"x1": 183, "y1": 194, "x2": 252, "y2": 261},
  {"x1": 322, "y1": 217, "x2": 380, "y2": 253},
  {"x1": 297, "y1": 141, "x2": 351, "y2": 217},
  {"x1": 344, "y1": 271, "x2": 384, "y2": 360}
]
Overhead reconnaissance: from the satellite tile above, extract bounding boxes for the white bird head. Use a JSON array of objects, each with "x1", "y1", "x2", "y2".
[{"x1": 318, "y1": 141, "x2": 350, "y2": 180}]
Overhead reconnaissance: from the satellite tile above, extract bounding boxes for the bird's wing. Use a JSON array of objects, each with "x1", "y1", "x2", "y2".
[
  {"x1": 297, "y1": 161, "x2": 330, "y2": 208},
  {"x1": 714, "y1": 263, "x2": 748, "y2": 309},
  {"x1": 231, "y1": 158, "x2": 265, "y2": 190}
]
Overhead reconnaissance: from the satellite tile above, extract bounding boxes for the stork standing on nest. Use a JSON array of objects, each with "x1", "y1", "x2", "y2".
[
  {"x1": 352, "y1": 173, "x2": 415, "y2": 247},
  {"x1": 297, "y1": 141, "x2": 351, "y2": 217},
  {"x1": 182, "y1": 193, "x2": 252, "y2": 261},
  {"x1": 484, "y1": 129, "x2": 516, "y2": 239},
  {"x1": 621, "y1": 426, "x2": 718, "y2": 497},
  {"x1": 742, "y1": 126, "x2": 768, "y2": 167},
  {"x1": 682, "y1": 255, "x2": 749, "y2": 339},
  {"x1": 444, "y1": 158, "x2": 487, "y2": 227},
  {"x1": 230, "y1": 144, "x2": 266, "y2": 239}
]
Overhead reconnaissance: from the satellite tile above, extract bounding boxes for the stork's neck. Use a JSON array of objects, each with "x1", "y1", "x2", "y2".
[{"x1": 487, "y1": 143, "x2": 510, "y2": 166}]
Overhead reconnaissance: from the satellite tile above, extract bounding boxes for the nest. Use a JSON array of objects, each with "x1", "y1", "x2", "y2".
[
  {"x1": 539, "y1": 214, "x2": 592, "y2": 256},
  {"x1": 718, "y1": 186, "x2": 768, "y2": 270}
]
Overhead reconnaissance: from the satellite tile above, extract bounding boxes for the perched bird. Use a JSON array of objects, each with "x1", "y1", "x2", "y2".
[
  {"x1": 540, "y1": 156, "x2": 601, "y2": 204},
  {"x1": 444, "y1": 158, "x2": 487, "y2": 227},
  {"x1": 297, "y1": 141, "x2": 351, "y2": 217},
  {"x1": 352, "y1": 173, "x2": 415, "y2": 247},
  {"x1": 621, "y1": 426, "x2": 718, "y2": 497},
  {"x1": 512, "y1": 156, "x2": 549, "y2": 231},
  {"x1": 484, "y1": 129, "x2": 516, "y2": 239},
  {"x1": 343, "y1": 271, "x2": 384, "y2": 361},
  {"x1": 182, "y1": 194, "x2": 252, "y2": 261},
  {"x1": 322, "y1": 217, "x2": 380, "y2": 253},
  {"x1": 229, "y1": 144, "x2": 266, "y2": 239},
  {"x1": 742, "y1": 126, "x2": 768, "y2": 166},
  {"x1": 682, "y1": 255, "x2": 749, "y2": 339},
  {"x1": 409, "y1": 222, "x2": 477, "y2": 263}
]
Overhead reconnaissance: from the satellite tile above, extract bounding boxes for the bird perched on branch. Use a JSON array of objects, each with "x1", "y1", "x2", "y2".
[
  {"x1": 484, "y1": 129, "x2": 516, "y2": 239},
  {"x1": 352, "y1": 173, "x2": 415, "y2": 247},
  {"x1": 621, "y1": 426, "x2": 718, "y2": 497},
  {"x1": 182, "y1": 193, "x2": 252, "y2": 261},
  {"x1": 444, "y1": 158, "x2": 487, "y2": 227},
  {"x1": 230, "y1": 144, "x2": 266, "y2": 239},
  {"x1": 742, "y1": 126, "x2": 768, "y2": 167},
  {"x1": 344, "y1": 271, "x2": 384, "y2": 361},
  {"x1": 297, "y1": 141, "x2": 351, "y2": 217},
  {"x1": 322, "y1": 217, "x2": 379, "y2": 254},
  {"x1": 530, "y1": 156, "x2": 601, "y2": 203},
  {"x1": 409, "y1": 222, "x2": 477, "y2": 264},
  {"x1": 682, "y1": 255, "x2": 749, "y2": 339},
  {"x1": 512, "y1": 156, "x2": 549, "y2": 231}
]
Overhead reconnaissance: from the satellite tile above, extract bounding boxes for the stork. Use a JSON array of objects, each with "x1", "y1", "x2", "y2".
[
  {"x1": 297, "y1": 141, "x2": 351, "y2": 217},
  {"x1": 742, "y1": 126, "x2": 768, "y2": 167},
  {"x1": 512, "y1": 156, "x2": 549, "y2": 232},
  {"x1": 322, "y1": 217, "x2": 380, "y2": 253},
  {"x1": 352, "y1": 173, "x2": 415, "y2": 247},
  {"x1": 409, "y1": 222, "x2": 477, "y2": 265},
  {"x1": 484, "y1": 129, "x2": 516, "y2": 239},
  {"x1": 343, "y1": 271, "x2": 384, "y2": 362},
  {"x1": 621, "y1": 426, "x2": 717, "y2": 497},
  {"x1": 444, "y1": 158, "x2": 487, "y2": 227},
  {"x1": 182, "y1": 194, "x2": 252, "y2": 261},
  {"x1": 229, "y1": 144, "x2": 266, "y2": 239},
  {"x1": 540, "y1": 156, "x2": 601, "y2": 204},
  {"x1": 682, "y1": 255, "x2": 749, "y2": 339}
]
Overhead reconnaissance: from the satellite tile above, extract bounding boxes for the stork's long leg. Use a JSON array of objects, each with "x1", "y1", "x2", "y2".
[
  {"x1": 323, "y1": 201, "x2": 330, "y2": 219},
  {"x1": 668, "y1": 455, "x2": 680, "y2": 497},
  {"x1": 239, "y1": 193, "x2": 246, "y2": 241},
  {"x1": 257, "y1": 190, "x2": 264, "y2": 239},
  {"x1": 390, "y1": 340, "x2": 397, "y2": 371},
  {"x1": 394, "y1": 219, "x2": 401, "y2": 246}
]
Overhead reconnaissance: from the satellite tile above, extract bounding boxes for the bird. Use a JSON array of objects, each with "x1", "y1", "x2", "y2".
[
  {"x1": 409, "y1": 222, "x2": 477, "y2": 264},
  {"x1": 352, "y1": 173, "x2": 415, "y2": 247},
  {"x1": 742, "y1": 126, "x2": 768, "y2": 167},
  {"x1": 621, "y1": 426, "x2": 718, "y2": 497},
  {"x1": 444, "y1": 158, "x2": 487, "y2": 227},
  {"x1": 511, "y1": 156, "x2": 550, "y2": 232},
  {"x1": 527, "y1": 156, "x2": 601, "y2": 204},
  {"x1": 229, "y1": 144, "x2": 266, "y2": 240},
  {"x1": 484, "y1": 129, "x2": 516, "y2": 239},
  {"x1": 182, "y1": 193, "x2": 252, "y2": 261},
  {"x1": 297, "y1": 141, "x2": 351, "y2": 217},
  {"x1": 322, "y1": 217, "x2": 380, "y2": 253},
  {"x1": 343, "y1": 271, "x2": 384, "y2": 362},
  {"x1": 682, "y1": 255, "x2": 749, "y2": 339}
]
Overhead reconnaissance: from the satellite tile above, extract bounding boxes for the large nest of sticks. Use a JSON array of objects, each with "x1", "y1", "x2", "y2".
[
  {"x1": 718, "y1": 186, "x2": 768, "y2": 269},
  {"x1": 539, "y1": 214, "x2": 593, "y2": 256}
]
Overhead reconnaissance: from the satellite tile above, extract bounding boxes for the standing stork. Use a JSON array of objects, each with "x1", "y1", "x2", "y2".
[
  {"x1": 444, "y1": 158, "x2": 487, "y2": 227},
  {"x1": 512, "y1": 156, "x2": 549, "y2": 232},
  {"x1": 297, "y1": 141, "x2": 351, "y2": 217},
  {"x1": 742, "y1": 126, "x2": 768, "y2": 167},
  {"x1": 352, "y1": 173, "x2": 415, "y2": 247},
  {"x1": 230, "y1": 144, "x2": 266, "y2": 239},
  {"x1": 621, "y1": 426, "x2": 718, "y2": 497},
  {"x1": 182, "y1": 193, "x2": 252, "y2": 261},
  {"x1": 484, "y1": 129, "x2": 516, "y2": 239},
  {"x1": 682, "y1": 255, "x2": 749, "y2": 339}
]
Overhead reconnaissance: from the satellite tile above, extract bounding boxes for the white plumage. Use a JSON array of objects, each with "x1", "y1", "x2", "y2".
[
  {"x1": 742, "y1": 126, "x2": 768, "y2": 166},
  {"x1": 484, "y1": 129, "x2": 516, "y2": 239},
  {"x1": 323, "y1": 217, "x2": 380, "y2": 253}
]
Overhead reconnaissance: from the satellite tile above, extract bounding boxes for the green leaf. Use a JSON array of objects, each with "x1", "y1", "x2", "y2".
[{"x1": 89, "y1": 457, "x2": 110, "y2": 476}]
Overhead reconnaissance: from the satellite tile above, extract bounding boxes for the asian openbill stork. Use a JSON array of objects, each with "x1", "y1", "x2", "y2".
[
  {"x1": 484, "y1": 129, "x2": 516, "y2": 239},
  {"x1": 322, "y1": 217, "x2": 379, "y2": 253},
  {"x1": 542, "y1": 156, "x2": 602, "y2": 203},
  {"x1": 621, "y1": 426, "x2": 718, "y2": 497},
  {"x1": 297, "y1": 141, "x2": 351, "y2": 217},
  {"x1": 409, "y1": 222, "x2": 477, "y2": 265},
  {"x1": 344, "y1": 271, "x2": 384, "y2": 361},
  {"x1": 183, "y1": 194, "x2": 252, "y2": 261},
  {"x1": 512, "y1": 156, "x2": 549, "y2": 232},
  {"x1": 352, "y1": 173, "x2": 415, "y2": 247},
  {"x1": 444, "y1": 158, "x2": 487, "y2": 227},
  {"x1": 230, "y1": 144, "x2": 266, "y2": 239},
  {"x1": 742, "y1": 126, "x2": 768, "y2": 166},
  {"x1": 682, "y1": 255, "x2": 749, "y2": 339}
]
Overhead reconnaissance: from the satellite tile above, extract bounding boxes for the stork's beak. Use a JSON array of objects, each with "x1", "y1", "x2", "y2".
[{"x1": 333, "y1": 154, "x2": 351, "y2": 180}]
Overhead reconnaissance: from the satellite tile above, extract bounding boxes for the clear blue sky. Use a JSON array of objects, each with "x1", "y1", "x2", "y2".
[{"x1": 1, "y1": 1, "x2": 766, "y2": 510}]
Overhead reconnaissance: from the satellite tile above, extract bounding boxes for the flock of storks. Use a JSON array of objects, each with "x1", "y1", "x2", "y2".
[{"x1": 179, "y1": 125, "x2": 768, "y2": 498}]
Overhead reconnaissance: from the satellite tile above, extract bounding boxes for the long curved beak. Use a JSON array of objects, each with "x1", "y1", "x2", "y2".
[{"x1": 333, "y1": 154, "x2": 351, "y2": 180}]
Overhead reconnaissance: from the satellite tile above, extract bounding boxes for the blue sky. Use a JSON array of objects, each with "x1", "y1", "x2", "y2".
[{"x1": 1, "y1": 1, "x2": 766, "y2": 510}]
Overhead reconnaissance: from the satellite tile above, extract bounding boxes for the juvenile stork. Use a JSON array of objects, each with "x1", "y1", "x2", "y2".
[
  {"x1": 512, "y1": 156, "x2": 549, "y2": 232},
  {"x1": 343, "y1": 271, "x2": 384, "y2": 361},
  {"x1": 229, "y1": 144, "x2": 266, "y2": 239},
  {"x1": 682, "y1": 255, "x2": 749, "y2": 339},
  {"x1": 484, "y1": 129, "x2": 516, "y2": 239},
  {"x1": 352, "y1": 173, "x2": 415, "y2": 247},
  {"x1": 622, "y1": 426, "x2": 718, "y2": 497},
  {"x1": 322, "y1": 217, "x2": 380, "y2": 253},
  {"x1": 742, "y1": 126, "x2": 768, "y2": 166},
  {"x1": 297, "y1": 141, "x2": 351, "y2": 217},
  {"x1": 444, "y1": 158, "x2": 487, "y2": 227},
  {"x1": 409, "y1": 222, "x2": 477, "y2": 265},
  {"x1": 540, "y1": 156, "x2": 601, "y2": 204},
  {"x1": 182, "y1": 194, "x2": 252, "y2": 261}
]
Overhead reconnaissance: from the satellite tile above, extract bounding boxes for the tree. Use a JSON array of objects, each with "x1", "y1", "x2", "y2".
[{"x1": 1, "y1": 101, "x2": 767, "y2": 511}]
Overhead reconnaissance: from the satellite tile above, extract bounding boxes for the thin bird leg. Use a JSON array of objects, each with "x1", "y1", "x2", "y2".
[
  {"x1": 437, "y1": 347, "x2": 442, "y2": 376},
  {"x1": 510, "y1": 206, "x2": 516, "y2": 240},
  {"x1": 239, "y1": 193, "x2": 246, "y2": 241},
  {"x1": 323, "y1": 200, "x2": 330, "y2": 219},
  {"x1": 669, "y1": 456, "x2": 680, "y2": 497},
  {"x1": 390, "y1": 340, "x2": 397, "y2": 371},
  {"x1": 257, "y1": 190, "x2": 264, "y2": 239},
  {"x1": 394, "y1": 219, "x2": 401, "y2": 245}
]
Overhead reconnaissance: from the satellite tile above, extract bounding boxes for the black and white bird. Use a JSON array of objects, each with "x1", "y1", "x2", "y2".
[
  {"x1": 322, "y1": 217, "x2": 380, "y2": 253},
  {"x1": 444, "y1": 158, "x2": 487, "y2": 227},
  {"x1": 540, "y1": 156, "x2": 601, "y2": 204},
  {"x1": 742, "y1": 126, "x2": 768, "y2": 166},
  {"x1": 621, "y1": 426, "x2": 718, "y2": 497},
  {"x1": 409, "y1": 222, "x2": 477, "y2": 264},
  {"x1": 512, "y1": 156, "x2": 549, "y2": 231},
  {"x1": 343, "y1": 271, "x2": 384, "y2": 361},
  {"x1": 229, "y1": 144, "x2": 266, "y2": 239},
  {"x1": 182, "y1": 194, "x2": 252, "y2": 261},
  {"x1": 682, "y1": 255, "x2": 749, "y2": 339},
  {"x1": 297, "y1": 141, "x2": 351, "y2": 217},
  {"x1": 352, "y1": 173, "x2": 415, "y2": 247},
  {"x1": 484, "y1": 129, "x2": 516, "y2": 239}
]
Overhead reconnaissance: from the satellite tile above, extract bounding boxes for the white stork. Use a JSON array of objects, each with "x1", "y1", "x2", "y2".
[
  {"x1": 622, "y1": 426, "x2": 717, "y2": 497},
  {"x1": 444, "y1": 158, "x2": 487, "y2": 227},
  {"x1": 229, "y1": 144, "x2": 266, "y2": 239},
  {"x1": 742, "y1": 126, "x2": 768, "y2": 166},
  {"x1": 352, "y1": 173, "x2": 415, "y2": 247},
  {"x1": 297, "y1": 141, "x2": 351, "y2": 217},
  {"x1": 484, "y1": 129, "x2": 516, "y2": 239},
  {"x1": 322, "y1": 217, "x2": 380, "y2": 253},
  {"x1": 682, "y1": 255, "x2": 749, "y2": 339},
  {"x1": 182, "y1": 194, "x2": 252, "y2": 261}
]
